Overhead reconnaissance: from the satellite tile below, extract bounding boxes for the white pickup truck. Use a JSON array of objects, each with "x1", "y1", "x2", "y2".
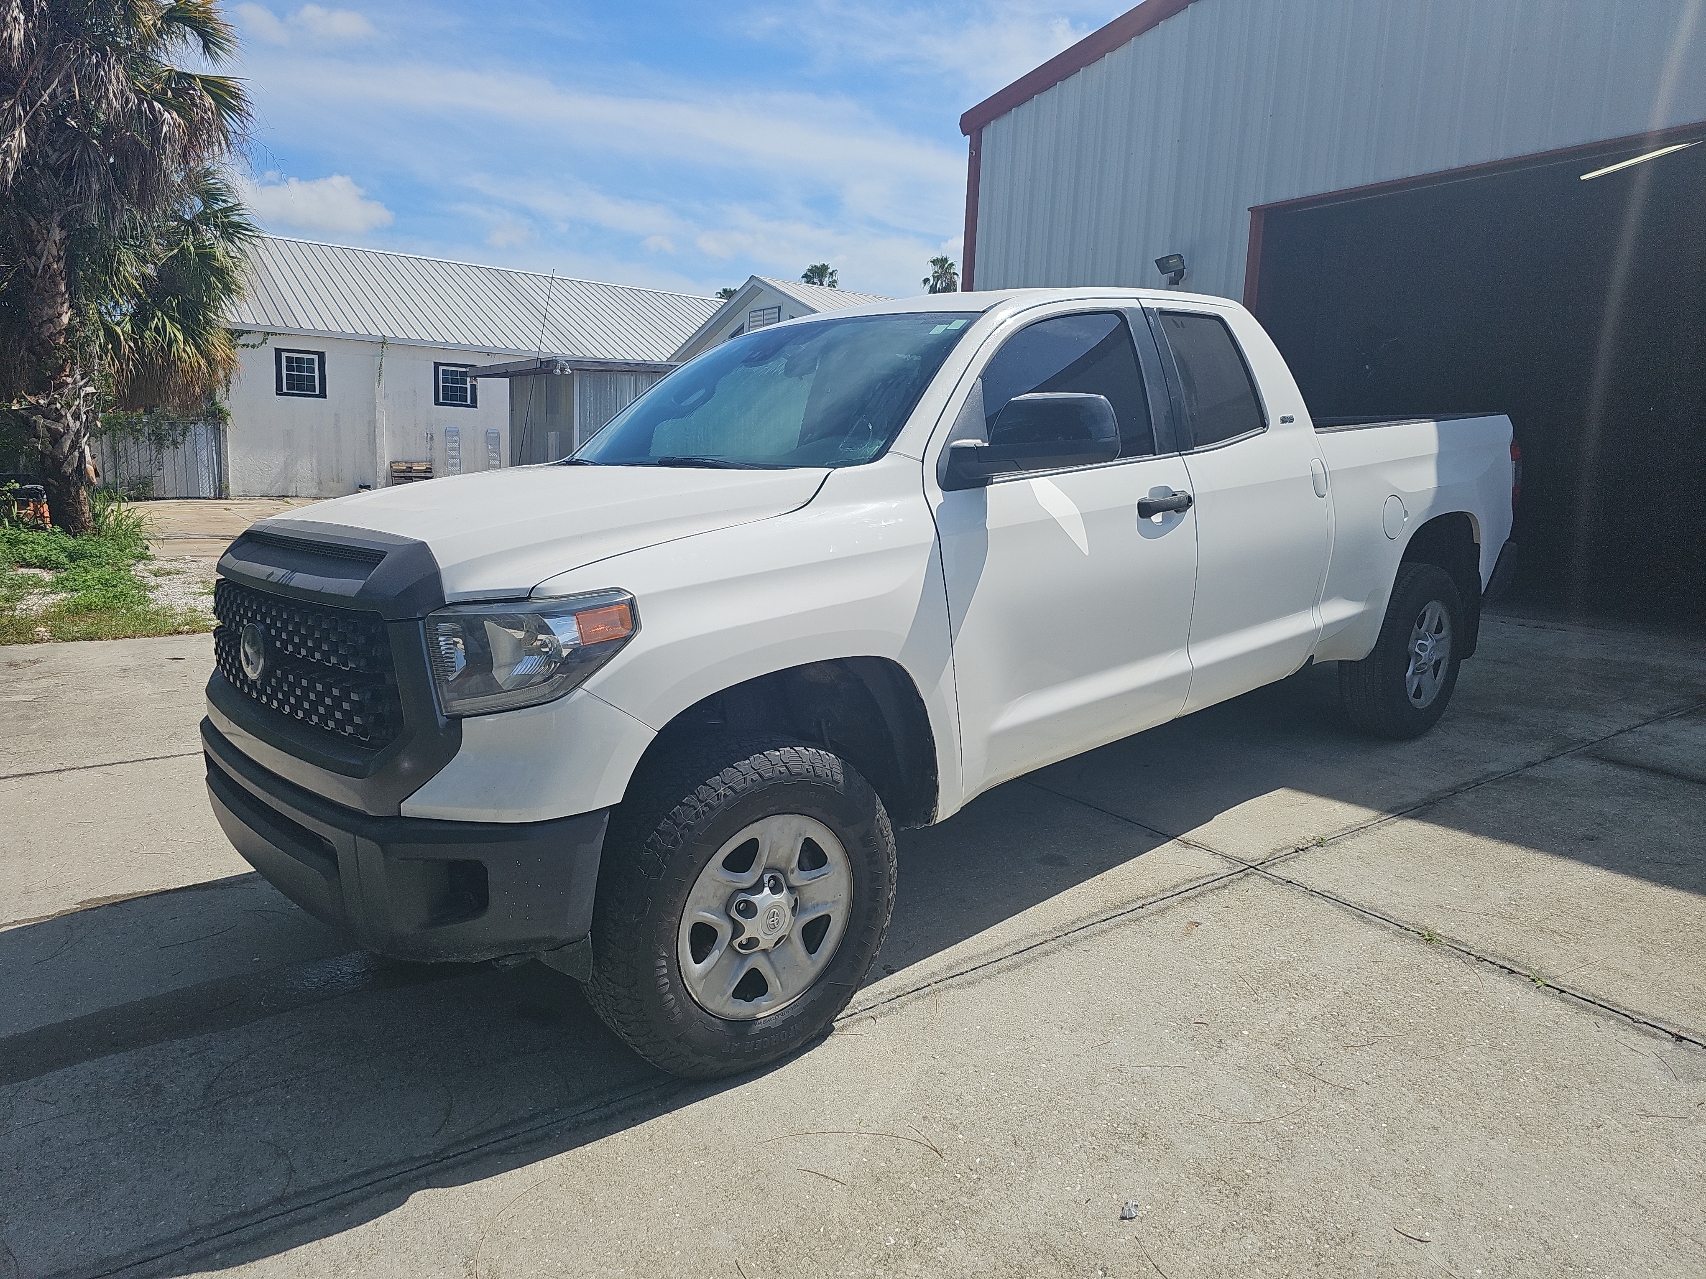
[{"x1": 204, "y1": 288, "x2": 1516, "y2": 1077}]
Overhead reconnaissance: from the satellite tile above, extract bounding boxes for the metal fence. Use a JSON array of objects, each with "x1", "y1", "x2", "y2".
[{"x1": 94, "y1": 422, "x2": 226, "y2": 499}]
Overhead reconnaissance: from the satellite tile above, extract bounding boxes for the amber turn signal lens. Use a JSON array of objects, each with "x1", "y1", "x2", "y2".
[{"x1": 576, "y1": 602, "x2": 634, "y2": 645}]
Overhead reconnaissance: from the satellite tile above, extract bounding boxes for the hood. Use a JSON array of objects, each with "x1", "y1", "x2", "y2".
[{"x1": 273, "y1": 464, "x2": 829, "y2": 601}]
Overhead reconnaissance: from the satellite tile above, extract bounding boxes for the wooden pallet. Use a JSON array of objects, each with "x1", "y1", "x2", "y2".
[{"x1": 389, "y1": 461, "x2": 433, "y2": 484}]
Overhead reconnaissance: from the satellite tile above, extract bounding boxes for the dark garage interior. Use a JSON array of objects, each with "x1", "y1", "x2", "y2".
[{"x1": 1254, "y1": 131, "x2": 1706, "y2": 625}]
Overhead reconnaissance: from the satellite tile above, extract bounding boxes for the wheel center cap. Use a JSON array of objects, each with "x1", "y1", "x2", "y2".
[{"x1": 730, "y1": 872, "x2": 796, "y2": 952}]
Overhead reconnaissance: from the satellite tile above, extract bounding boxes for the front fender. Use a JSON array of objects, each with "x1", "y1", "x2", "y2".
[{"x1": 535, "y1": 458, "x2": 967, "y2": 821}]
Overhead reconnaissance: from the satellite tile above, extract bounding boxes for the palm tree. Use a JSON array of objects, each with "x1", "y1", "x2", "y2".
[
  {"x1": 801, "y1": 263, "x2": 838, "y2": 289},
  {"x1": 97, "y1": 167, "x2": 258, "y2": 411},
  {"x1": 923, "y1": 256, "x2": 959, "y2": 294},
  {"x1": 0, "y1": 0, "x2": 251, "y2": 533}
]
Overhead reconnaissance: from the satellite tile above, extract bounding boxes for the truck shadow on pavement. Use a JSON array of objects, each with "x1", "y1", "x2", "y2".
[{"x1": 4, "y1": 615, "x2": 1703, "y2": 1278}]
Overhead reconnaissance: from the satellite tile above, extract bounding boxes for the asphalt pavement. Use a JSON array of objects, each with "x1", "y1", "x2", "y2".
[{"x1": 2, "y1": 610, "x2": 1703, "y2": 1278}]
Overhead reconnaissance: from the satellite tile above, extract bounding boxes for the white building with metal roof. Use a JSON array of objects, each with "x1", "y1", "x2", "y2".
[
  {"x1": 671, "y1": 275, "x2": 891, "y2": 362},
  {"x1": 221, "y1": 237, "x2": 719, "y2": 496}
]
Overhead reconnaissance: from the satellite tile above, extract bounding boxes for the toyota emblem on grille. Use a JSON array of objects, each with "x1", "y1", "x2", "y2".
[{"x1": 239, "y1": 622, "x2": 267, "y2": 681}]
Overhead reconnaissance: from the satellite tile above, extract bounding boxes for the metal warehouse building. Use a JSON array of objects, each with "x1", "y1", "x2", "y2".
[{"x1": 960, "y1": 0, "x2": 1706, "y2": 620}]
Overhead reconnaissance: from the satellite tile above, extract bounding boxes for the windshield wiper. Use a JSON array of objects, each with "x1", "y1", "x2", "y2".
[
  {"x1": 650, "y1": 456, "x2": 768, "y2": 470},
  {"x1": 553, "y1": 457, "x2": 599, "y2": 466}
]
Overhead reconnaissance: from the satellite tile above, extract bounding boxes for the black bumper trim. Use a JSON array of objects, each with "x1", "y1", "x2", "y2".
[{"x1": 204, "y1": 718, "x2": 608, "y2": 964}]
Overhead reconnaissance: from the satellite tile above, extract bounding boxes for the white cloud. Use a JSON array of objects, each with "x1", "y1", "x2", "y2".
[
  {"x1": 464, "y1": 179, "x2": 690, "y2": 240},
  {"x1": 240, "y1": 173, "x2": 394, "y2": 234},
  {"x1": 235, "y1": 3, "x2": 290, "y2": 44},
  {"x1": 686, "y1": 205, "x2": 938, "y2": 294},
  {"x1": 485, "y1": 223, "x2": 531, "y2": 249},
  {"x1": 744, "y1": 1, "x2": 1103, "y2": 98},
  {"x1": 295, "y1": 4, "x2": 376, "y2": 40},
  {"x1": 235, "y1": 3, "x2": 375, "y2": 46},
  {"x1": 263, "y1": 62, "x2": 964, "y2": 229},
  {"x1": 642, "y1": 235, "x2": 676, "y2": 253}
]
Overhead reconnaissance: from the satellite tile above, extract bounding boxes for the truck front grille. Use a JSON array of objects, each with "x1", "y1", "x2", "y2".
[{"x1": 213, "y1": 579, "x2": 403, "y2": 749}]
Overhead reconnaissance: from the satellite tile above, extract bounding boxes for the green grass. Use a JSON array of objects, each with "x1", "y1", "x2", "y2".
[{"x1": 0, "y1": 494, "x2": 213, "y2": 644}]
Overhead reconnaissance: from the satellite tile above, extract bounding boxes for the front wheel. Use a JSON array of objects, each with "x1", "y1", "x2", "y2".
[
  {"x1": 583, "y1": 738, "x2": 896, "y2": 1079},
  {"x1": 1339, "y1": 562, "x2": 1466, "y2": 740}
]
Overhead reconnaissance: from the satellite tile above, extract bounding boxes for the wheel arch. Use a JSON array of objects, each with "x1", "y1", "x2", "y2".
[
  {"x1": 622, "y1": 657, "x2": 940, "y2": 831},
  {"x1": 1398, "y1": 511, "x2": 1483, "y2": 657}
]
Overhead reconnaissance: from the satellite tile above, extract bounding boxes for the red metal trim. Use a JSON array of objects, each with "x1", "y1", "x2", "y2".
[
  {"x1": 962, "y1": 128, "x2": 982, "y2": 292},
  {"x1": 1250, "y1": 120, "x2": 1706, "y2": 217},
  {"x1": 959, "y1": 0, "x2": 1199, "y2": 136},
  {"x1": 1242, "y1": 205, "x2": 1266, "y2": 313}
]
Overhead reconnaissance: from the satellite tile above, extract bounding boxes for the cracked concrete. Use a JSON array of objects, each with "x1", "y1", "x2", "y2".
[{"x1": 2, "y1": 612, "x2": 1703, "y2": 1278}]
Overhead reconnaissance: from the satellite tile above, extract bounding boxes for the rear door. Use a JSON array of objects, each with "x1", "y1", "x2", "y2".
[
  {"x1": 933, "y1": 307, "x2": 1199, "y2": 796},
  {"x1": 1146, "y1": 305, "x2": 1331, "y2": 714}
]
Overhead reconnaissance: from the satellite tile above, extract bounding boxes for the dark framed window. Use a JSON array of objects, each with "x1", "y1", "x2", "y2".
[
  {"x1": 275, "y1": 349, "x2": 326, "y2": 398},
  {"x1": 980, "y1": 311, "x2": 1154, "y2": 458},
  {"x1": 434, "y1": 362, "x2": 477, "y2": 408},
  {"x1": 746, "y1": 305, "x2": 782, "y2": 331},
  {"x1": 1154, "y1": 311, "x2": 1265, "y2": 448}
]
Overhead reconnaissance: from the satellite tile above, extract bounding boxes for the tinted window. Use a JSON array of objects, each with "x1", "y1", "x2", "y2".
[
  {"x1": 1157, "y1": 311, "x2": 1265, "y2": 447},
  {"x1": 981, "y1": 312, "x2": 1154, "y2": 458},
  {"x1": 577, "y1": 313, "x2": 973, "y2": 469}
]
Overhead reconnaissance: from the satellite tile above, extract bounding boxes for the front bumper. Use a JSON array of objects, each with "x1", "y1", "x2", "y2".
[{"x1": 204, "y1": 717, "x2": 608, "y2": 966}]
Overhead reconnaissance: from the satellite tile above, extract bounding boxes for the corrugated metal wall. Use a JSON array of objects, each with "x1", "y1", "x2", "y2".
[
  {"x1": 575, "y1": 371, "x2": 664, "y2": 447},
  {"x1": 509, "y1": 373, "x2": 574, "y2": 466},
  {"x1": 975, "y1": 0, "x2": 1706, "y2": 299},
  {"x1": 508, "y1": 370, "x2": 665, "y2": 465}
]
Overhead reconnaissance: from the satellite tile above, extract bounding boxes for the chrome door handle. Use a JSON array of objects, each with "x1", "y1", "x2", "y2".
[{"x1": 1138, "y1": 490, "x2": 1194, "y2": 519}]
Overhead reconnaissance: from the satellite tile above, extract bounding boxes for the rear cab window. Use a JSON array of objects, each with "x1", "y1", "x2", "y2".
[{"x1": 1154, "y1": 311, "x2": 1266, "y2": 448}]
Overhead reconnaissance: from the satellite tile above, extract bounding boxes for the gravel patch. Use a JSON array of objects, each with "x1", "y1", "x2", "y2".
[{"x1": 139, "y1": 557, "x2": 218, "y2": 615}]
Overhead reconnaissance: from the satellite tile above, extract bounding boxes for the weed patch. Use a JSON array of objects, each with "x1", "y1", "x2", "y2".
[{"x1": 0, "y1": 496, "x2": 212, "y2": 643}]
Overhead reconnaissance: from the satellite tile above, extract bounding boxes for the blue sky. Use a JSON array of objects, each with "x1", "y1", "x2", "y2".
[{"x1": 227, "y1": 1, "x2": 1126, "y2": 299}]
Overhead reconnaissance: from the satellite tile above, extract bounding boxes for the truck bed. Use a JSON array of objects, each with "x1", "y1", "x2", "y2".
[{"x1": 1310, "y1": 410, "x2": 1514, "y2": 663}]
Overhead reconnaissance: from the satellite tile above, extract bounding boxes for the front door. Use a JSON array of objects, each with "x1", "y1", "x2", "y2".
[{"x1": 933, "y1": 309, "x2": 1199, "y2": 798}]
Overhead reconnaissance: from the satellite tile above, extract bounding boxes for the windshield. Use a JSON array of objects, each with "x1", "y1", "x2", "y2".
[{"x1": 573, "y1": 312, "x2": 976, "y2": 469}]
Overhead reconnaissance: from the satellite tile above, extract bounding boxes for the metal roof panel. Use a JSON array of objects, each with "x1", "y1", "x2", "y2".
[{"x1": 228, "y1": 236, "x2": 721, "y2": 361}]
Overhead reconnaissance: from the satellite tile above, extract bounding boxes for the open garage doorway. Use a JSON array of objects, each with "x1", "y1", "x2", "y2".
[{"x1": 1250, "y1": 126, "x2": 1706, "y2": 625}]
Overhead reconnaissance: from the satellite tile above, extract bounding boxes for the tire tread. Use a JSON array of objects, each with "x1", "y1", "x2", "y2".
[
  {"x1": 1340, "y1": 562, "x2": 1464, "y2": 740},
  {"x1": 583, "y1": 735, "x2": 894, "y2": 1079}
]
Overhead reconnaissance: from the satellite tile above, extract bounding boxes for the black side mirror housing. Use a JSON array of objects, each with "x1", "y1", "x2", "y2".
[{"x1": 940, "y1": 392, "x2": 1120, "y2": 490}]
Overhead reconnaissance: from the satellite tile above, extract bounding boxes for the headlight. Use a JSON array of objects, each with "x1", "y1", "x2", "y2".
[{"x1": 427, "y1": 589, "x2": 637, "y2": 717}]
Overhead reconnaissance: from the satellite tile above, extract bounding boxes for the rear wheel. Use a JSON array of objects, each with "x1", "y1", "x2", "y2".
[
  {"x1": 583, "y1": 737, "x2": 895, "y2": 1079},
  {"x1": 1340, "y1": 563, "x2": 1465, "y2": 740}
]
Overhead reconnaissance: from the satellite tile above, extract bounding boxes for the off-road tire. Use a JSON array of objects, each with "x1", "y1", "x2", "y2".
[
  {"x1": 1340, "y1": 562, "x2": 1466, "y2": 740},
  {"x1": 583, "y1": 736, "x2": 896, "y2": 1079}
]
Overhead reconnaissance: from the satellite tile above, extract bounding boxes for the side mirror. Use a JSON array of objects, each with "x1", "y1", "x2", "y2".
[{"x1": 940, "y1": 393, "x2": 1120, "y2": 490}]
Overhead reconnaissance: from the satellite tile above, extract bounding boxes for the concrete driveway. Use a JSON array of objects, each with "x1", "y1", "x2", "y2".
[
  {"x1": 2, "y1": 612, "x2": 1703, "y2": 1278},
  {"x1": 141, "y1": 498, "x2": 320, "y2": 562}
]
